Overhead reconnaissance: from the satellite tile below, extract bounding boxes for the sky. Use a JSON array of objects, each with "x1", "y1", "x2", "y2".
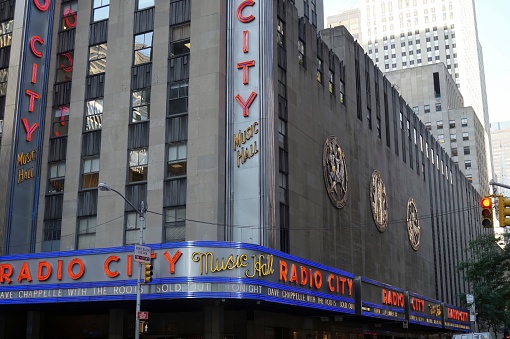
[{"x1": 322, "y1": 0, "x2": 510, "y2": 123}]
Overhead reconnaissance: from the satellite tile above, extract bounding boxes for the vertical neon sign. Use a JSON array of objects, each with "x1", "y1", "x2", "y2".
[
  {"x1": 227, "y1": 0, "x2": 274, "y2": 245},
  {"x1": 7, "y1": 0, "x2": 55, "y2": 254}
]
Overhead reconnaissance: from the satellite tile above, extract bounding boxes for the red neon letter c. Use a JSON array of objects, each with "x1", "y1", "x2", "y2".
[
  {"x1": 30, "y1": 36, "x2": 44, "y2": 58},
  {"x1": 236, "y1": 0, "x2": 255, "y2": 23},
  {"x1": 33, "y1": 0, "x2": 50, "y2": 11}
]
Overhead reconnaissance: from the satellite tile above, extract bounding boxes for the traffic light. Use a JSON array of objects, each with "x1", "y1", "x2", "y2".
[
  {"x1": 481, "y1": 196, "x2": 493, "y2": 228},
  {"x1": 143, "y1": 264, "x2": 153, "y2": 283},
  {"x1": 498, "y1": 196, "x2": 510, "y2": 227}
]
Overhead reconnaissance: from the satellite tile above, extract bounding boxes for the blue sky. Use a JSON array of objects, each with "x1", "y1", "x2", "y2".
[{"x1": 322, "y1": 0, "x2": 509, "y2": 123}]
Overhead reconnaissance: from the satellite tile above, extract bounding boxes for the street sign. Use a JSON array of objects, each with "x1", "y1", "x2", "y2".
[
  {"x1": 134, "y1": 245, "x2": 151, "y2": 263},
  {"x1": 138, "y1": 311, "x2": 149, "y2": 320}
]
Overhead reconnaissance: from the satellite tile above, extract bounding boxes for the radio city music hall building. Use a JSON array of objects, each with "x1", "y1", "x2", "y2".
[{"x1": 0, "y1": 0, "x2": 484, "y2": 338}]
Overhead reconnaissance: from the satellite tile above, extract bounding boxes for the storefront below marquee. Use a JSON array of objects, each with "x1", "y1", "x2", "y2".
[{"x1": 0, "y1": 242, "x2": 470, "y2": 338}]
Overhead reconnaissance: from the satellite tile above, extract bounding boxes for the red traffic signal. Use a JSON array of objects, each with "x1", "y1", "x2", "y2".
[{"x1": 481, "y1": 197, "x2": 493, "y2": 228}]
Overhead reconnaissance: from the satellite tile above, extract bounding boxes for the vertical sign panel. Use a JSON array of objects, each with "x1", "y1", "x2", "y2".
[
  {"x1": 227, "y1": 0, "x2": 266, "y2": 244},
  {"x1": 7, "y1": 0, "x2": 55, "y2": 254}
]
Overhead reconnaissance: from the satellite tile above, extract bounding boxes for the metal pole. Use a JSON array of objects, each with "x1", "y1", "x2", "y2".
[{"x1": 135, "y1": 201, "x2": 145, "y2": 339}]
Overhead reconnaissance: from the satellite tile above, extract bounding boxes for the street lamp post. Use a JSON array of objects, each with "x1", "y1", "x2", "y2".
[{"x1": 98, "y1": 183, "x2": 146, "y2": 339}]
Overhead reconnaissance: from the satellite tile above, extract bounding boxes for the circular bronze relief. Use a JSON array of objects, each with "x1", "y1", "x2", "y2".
[
  {"x1": 370, "y1": 170, "x2": 388, "y2": 232},
  {"x1": 323, "y1": 136, "x2": 348, "y2": 208},
  {"x1": 407, "y1": 198, "x2": 420, "y2": 251}
]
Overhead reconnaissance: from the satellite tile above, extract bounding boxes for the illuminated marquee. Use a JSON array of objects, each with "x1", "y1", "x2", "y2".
[
  {"x1": 407, "y1": 292, "x2": 443, "y2": 328},
  {"x1": 0, "y1": 242, "x2": 355, "y2": 314},
  {"x1": 357, "y1": 277, "x2": 406, "y2": 321},
  {"x1": 7, "y1": 0, "x2": 56, "y2": 253},
  {"x1": 444, "y1": 304, "x2": 470, "y2": 331}
]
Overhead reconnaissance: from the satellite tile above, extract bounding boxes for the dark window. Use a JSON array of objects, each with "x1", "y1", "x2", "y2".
[
  {"x1": 170, "y1": 24, "x2": 190, "y2": 57},
  {"x1": 168, "y1": 80, "x2": 189, "y2": 115},
  {"x1": 52, "y1": 106, "x2": 70, "y2": 137},
  {"x1": 165, "y1": 207, "x2": 186, "y2": 242},
  {"x1": 464, "y1": 146, "x2": 470, "y2": 155},
  {"x1": 56, "y1": 52, "x2": 74, "y2": 83},
  {"x1": 433, "y1": 72, "x2": 440, "y2": 97},
  {"x1": 61, "y1": 2, "x2": 78, "y2": 31},
  {"x1": 298, "y1": 39, "x2": 305, "y2": 67},
  {"x1": 77, "y1": 216, "x2": 96, "y2": 249},
  {"x1": 316, "y1": 57, "x2": 322, "y2": 83},
  {"x1": 277, "y1": 19, "x2": 284, "y2": 47},
  {"x1": 424, "y1": 105, "x2": 430, "y2": 113}
]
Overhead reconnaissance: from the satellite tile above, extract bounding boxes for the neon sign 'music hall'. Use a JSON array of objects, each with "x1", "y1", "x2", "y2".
[{"x1": 7, "y1": 0, "x2": 55, "y2": 254}]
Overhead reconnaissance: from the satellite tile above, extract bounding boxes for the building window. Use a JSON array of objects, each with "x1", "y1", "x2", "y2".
[
  {"x1": 0, "y1": 20, "x2": 13, "y2": 48},
  {"x1": 61, "y1": 2, "x2": 78, "y2": 31},
  {"x1": 48, "y1": 162, "x2": 66, "y2": 193},
  {"x1": 425, "y1": 122, "x2": 431, "y2": 130},
  {"x1": 413, "y1": 106, "x2": 419, "y2": 114},
  {"x1": 436, "y1": 120, "x2": 443, "y2": 129},
  {"x1": 125, "y1": 212, "x2": 141, "y2": 245},
  {"x1": 128, "y1": 148, "x2": 148, "y2": 182},
  {"x1": 437, "y1": 134, "x2": 444, "y2": 143},
  {"x1": 339, "y1": 80, "x2": 345, "y2": 104},
  {"x1": 56, "y1": 52, "x2": 74, "y2": 83},
  {"x1": 450, "y1": 134, "x2": 457, "y2": 142},
  {"x1": 462, "y1": 132, "x2": 469, "y2": 141},
  {"x1": 328, "y1": 70, "x2": 334, "y2": 94},
  {"x1": 92, "y1": 0, "x2": 110, "y2": 22},
  {"x1": 82, "y1": 157, "x2": 100, "y2": 189},
  {"x1": 435, "y1": 102, "x2": 442, "y2": 112},
  {"x1": 132, "y1": 89, "x2": 150, "y2": 122},
  {"x1": 88, "y1": 44, "x2": 107, "y2": 75},
  {"x1": 465, "y1": 160, "x2": 471, "y2": 170},
  {"x1": 42, "y1": 220, "x2": 61, "y2": 251},
  {"x1": 464, "y1": 146, "x2": 470, "y2": 155},
  {"x1": 298, "y1": 39, "x2": 305, "y2": 67},
  {"x1": 77, "y1": 216, "x2": 96, "y2": 249},
  {"x1": 317, "y1": 58, "x2": 322, "y2": 83},
  {"x1": 170, "y1": 24, "x2": 190, "y2": 57},
  {"x1": 424, "y1": 104, "x2": 430, "y2": 113},
  {"x1": 167, "y1": 142, "x2": 187, "y2": 177},
  {"x1": 277, "y1": 19, "x2": 284, "y2": 47},
  {"x1": 134, "y1": 32, "x2": 153, "y2": 65},
  {"x1": 461, "y1": 118, "x2": 468, "y2": 127},
  {"x1": 164, "y1": 207, "x2": 186, "y2": 242},
  {"x1": 449, "y1": 120, "x2": 455, "y2": 128},
  {"x1": 0, "y1": 68, "x2": 7, "y2": 97},
  {"x1": 168, "y1": 80, "x2": 189, "y2": 116},
  {"x1": 137, "y1": 0, "x2": 154, "y2": 10},
  {"x1": 52, "y1": 106, "x2": 70, "y2": 137},
  {"x1": 85, "y1": 99, "x2": 103, "y2": 131},
  {"x1": 451, "y1": 148, "x2": 458, "y2": 156}
]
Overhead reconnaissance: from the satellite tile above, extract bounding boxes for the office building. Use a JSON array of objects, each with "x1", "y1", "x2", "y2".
[
  {"x1": 326, "y1": 8, "x2": 361, "y2": 40},
  {"x1": 0, "y1": 0, "x2": 480, "y2": 337},
  {"x1": 331, "y1": 0, "x2": 493, "y2": 188},
  {"x1": 490, "y1": 121, "x2": 510, "y2": 196},
  {"x1": 385, "y1": 63, "x2": 489, "y2": 194}
]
